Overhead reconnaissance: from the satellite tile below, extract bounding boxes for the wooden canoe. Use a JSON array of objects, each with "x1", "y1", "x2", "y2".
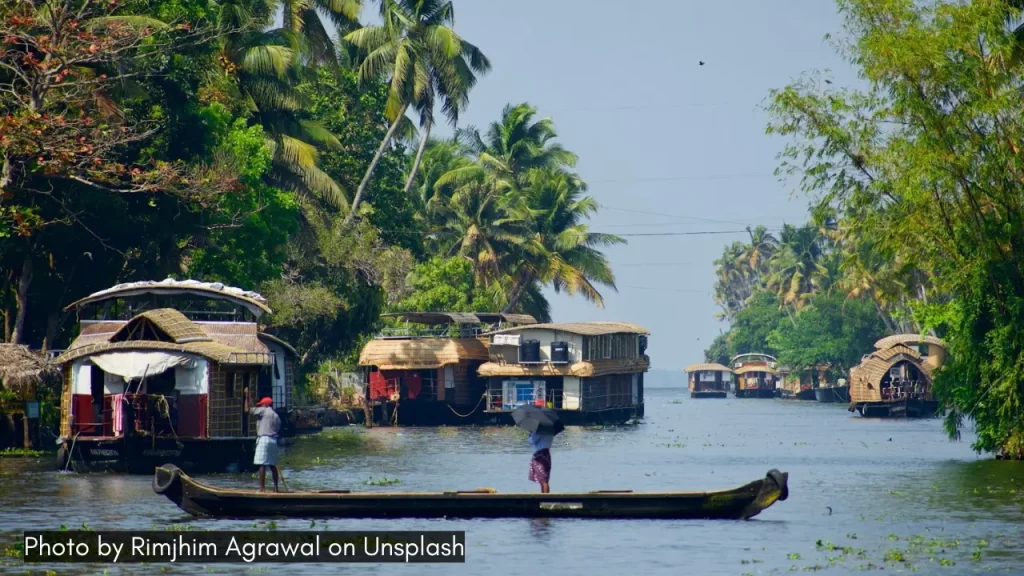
[{"x1": 153, "y1": 464, "x2": 789, "y2": 520}]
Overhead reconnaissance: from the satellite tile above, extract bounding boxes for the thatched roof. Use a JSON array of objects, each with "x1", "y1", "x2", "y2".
[
  {"x1": 734, "y1": 365, "x2": 777, "y2": 375},
  {"x1": 0, "y1": 344, "x2": 60, "y2": 392},
  {"x1": 65, "y1": 278, "x2": 272, "y2": 317},
  {"x1": 874, "y1": 333, "x2": 945, "y2": 350},
  {"x1": 474, "y1": 313, "x2": 537, "y2": 326},
  {"x1": 358, "y1": 338, "x2": 489, "y2": 370},
  {"x1": 67, "y1": 318, "x2": 290, "y2": 357},
  {"x1": 477, "y1": 356, "x2": 650, "y2": 378},
  {"x1": 684, "y1": 363, "x2": 731, "y2": 373},
  {"x1": 486, "y1": 321, "x2": 649, "y2": 337},
  {"x1": 873, "y1": 344, "x2": 922, "y2": 362},
  {"x1": 56, "y1": 340, "x2": 270, "y2": 366},
  {"x1": 850, "y1": 344, "x2": 933, "y2": 391},
  {"x1": 110, "y1": 309, "x2": 211, "y2": 344}
]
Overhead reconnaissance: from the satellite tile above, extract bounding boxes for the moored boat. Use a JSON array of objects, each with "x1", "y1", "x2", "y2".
[
  {"x1": 848, "y1": 334, "x2": 945, "y2": 419},
  {"x1": 152, "y1": 464, "x2": 789, "y2": 520},
  {"x1": 684, "y1": 363, "x2": 733, "y2": 399},
  {"x1": 731, "y1": 353, "x2": 779, "y2": 398}
]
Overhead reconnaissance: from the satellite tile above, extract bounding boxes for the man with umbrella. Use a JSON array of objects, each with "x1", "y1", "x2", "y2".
[{"x1": 512, "y1": 404, "x2": 565, "y2": 493}]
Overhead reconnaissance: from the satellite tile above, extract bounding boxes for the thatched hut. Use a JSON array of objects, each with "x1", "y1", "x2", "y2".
[
  {"x1": 684, "y1": 363, "x2": 732, "y2": 398},
  {"x1": 0, "y1": 344, "x2": 60, "y2": 449}
]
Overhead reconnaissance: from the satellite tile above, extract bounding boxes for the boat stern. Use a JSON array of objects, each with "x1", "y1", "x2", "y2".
[{"x1": 153, "y1": 463, "x2": 185, "y2": 510}]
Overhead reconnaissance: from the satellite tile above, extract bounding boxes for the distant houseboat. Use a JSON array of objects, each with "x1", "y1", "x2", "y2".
[
  {"x1": 357, "y1": 312, "x2": 537, "y2": 426},
  {"x1": 684, "y1": 363, "x2": 732, "y2": 398},
  {"x1": 848, "y1": 334, "x2": 946, "y2": 418},
  {"x1": 731, "y1": 353, "x2": 779, "y2": 399},
  {"x1": 53, "y1": 279, "x2": 299, "y2": 473},
  {"x1": 478, "y1": 322, "x2": 649, "y2": 425},
  {"x1": 0, "y1": 344, "x2": 60, "y2": 450},
  {"x1": 778, "y1": 365, "x2": 816, "y2": 401}
]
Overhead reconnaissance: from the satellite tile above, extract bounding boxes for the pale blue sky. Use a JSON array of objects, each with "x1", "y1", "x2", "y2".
[
  {"x1": 424, "y1": 0, "x2": 864, "y2": 369},
  {"x1": 341, "y1": 1, "x2": 863, "y2": 369}
]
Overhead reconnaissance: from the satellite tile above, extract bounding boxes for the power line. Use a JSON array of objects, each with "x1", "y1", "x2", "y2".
[
  {"x1": 587, "y1": 173, "x2": 776, "y2": 184},
  {"x1": 619, "y1": 285, "x2": 712, "y2": 294},
  {"x1": 598, "y1": 204, "x2": 773, "y2": 228},
  {"x1": 614, "y1": 230, "x2": 755, "y2": 237}
]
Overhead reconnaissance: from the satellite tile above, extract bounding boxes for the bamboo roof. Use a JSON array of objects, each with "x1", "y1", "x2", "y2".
[
  {"x1": 358, "y1": 338, "x2": 490, "y2": 370},
  {"x1": 477, "y1": 356, "x2": 650, "y2": 378},
  {"x1": 850, "y1": 344, "x2": 933, "y2": 392},
  {"x1": 874, "y1": 333, "x2": 945, "y2": 350},
  {"x1": 734, "y1": 365, "x2": 777, "y2": 375},
  {"x1": 65, "y1": 278, "x2": 272, "y2": 316},
  {"x1": 68, "y1": 318, "x2": 291, "y2": 356},
  {"x1": 873, "y1": 344, "x2": 922, "y2": 362},
  {"x1": 0, "y1": 344, "x2": 60, "y2": 393},
  {"x1": 684, "y1": 363, "x2": 732, "y2": 373},
  {"x1": 486, "y1": 321, "x2": 649, "y2": 337},
  {"x1": 55, "y1": 340, "x2": 271, "y2": 366},
  {"x1": 110, "y1": 309, "x2": 211, "y2": 344}
]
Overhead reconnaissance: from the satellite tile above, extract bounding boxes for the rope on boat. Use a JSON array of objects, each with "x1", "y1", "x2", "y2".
[
  {"x1": 447, "y1": 393, "x2": 486, "y2": 418},
  {"x1": 152, "y1": 394, "x2": 184, "y2": 449}
]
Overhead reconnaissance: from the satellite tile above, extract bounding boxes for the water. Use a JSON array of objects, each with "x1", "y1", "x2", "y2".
[{"x1": 2, "y1": 386, "x2": 1023, "y2": 575}]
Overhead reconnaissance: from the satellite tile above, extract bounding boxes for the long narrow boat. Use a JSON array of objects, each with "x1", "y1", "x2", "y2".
[{"x1": 153, "y1": 464, "x2": 789, "y2": 520}]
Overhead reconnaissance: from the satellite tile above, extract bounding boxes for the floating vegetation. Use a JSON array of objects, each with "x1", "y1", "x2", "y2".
[
  {"x1": 365, "y1": 476, "x2": 401, "y2": 486},
  {"x1": 0, "y1": 447, "x2": 44, "y2": 458}
]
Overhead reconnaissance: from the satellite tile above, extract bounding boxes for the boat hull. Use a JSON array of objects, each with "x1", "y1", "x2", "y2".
[
  {"x1": 57, "y1": 436, "x2": 263, "y2": 474},
  {"x1": 781, "y1": 389, "x2": 816, "y2": 401},
  {"x1": 815, "y1": 387, "x2": 849, "y2": 403},
  {"x1": 368, "y1": 401, "x2": 643, "y2": 427},
  {"x1": 153, "y1": 464, "x2": 789, "y2": 521},
  {"x1": 734, "y1": 388, "x2": 775, "y2": 399},
  {"x1": 479, "y1": 404, "x2": 642, "y2": 426},
  {"x1": 850, "y1": 399, "x2": 939, "y2": 418},
  {"x1": 690, "y1": 391, "x2": 727, "y2": 399}
]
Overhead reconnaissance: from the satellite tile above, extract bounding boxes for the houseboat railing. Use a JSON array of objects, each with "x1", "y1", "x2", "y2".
[
  {"x1": 881, "y1": 380, "x2": 930, "y2": 401},
  {"x1": 375, "y1": 326, "x2": 485, "y2": 339}
]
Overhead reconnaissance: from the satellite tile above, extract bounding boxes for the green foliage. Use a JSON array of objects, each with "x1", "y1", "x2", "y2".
[
  {"x1": 390, "y1": 256, "x2": 500, "y2": 313},
  {"x1": 727, "y1": 291, "x2": 787, "y2": 357},
  {"x1": 764, "y1": 0, "x2": 1024, "y2": 456},
  {"x1": 767, "y1": 292, "x2": 886, "y2": 372}
]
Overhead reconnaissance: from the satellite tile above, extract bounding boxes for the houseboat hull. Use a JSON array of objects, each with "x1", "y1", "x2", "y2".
[
  {"x1": 815, "y1": 386, "x2": 849, "y2": 403},
  {"x1": 734, "y1": 388, "x2": 775, "y2": 399},
  {"x1": 56, "y1": 436, "x2": 262, "y2": 474},
  {"x1": 480, "y1": 404, "x2": 643, "y2": 426},
  {"x1": 781, "y1": 388, "x2": 816, "y2": 401},
  {"x1": 153, "y1": 464, "x2": 789, "y2": 520},
  {"x1": 690, "y1": 391, "x2": 727, "y2": 399},
  {"x1": 368, "y1": 399, "x2": 489, "y2": 427},
  {"x1": 850, "y1": 399, "x2": 939, "y2": 419}
]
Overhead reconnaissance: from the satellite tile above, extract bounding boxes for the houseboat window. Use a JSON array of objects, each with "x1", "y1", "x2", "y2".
[
  {"x1": 225, "y1": 372, "x2": 236, "y2": 397},
  {"x1": 917, "y1": 344, "x2": 929, "y2": 357}
]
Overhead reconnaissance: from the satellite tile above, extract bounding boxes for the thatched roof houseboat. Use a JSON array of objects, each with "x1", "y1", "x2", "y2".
[
  {"x1": 731, "y1": 353, "x2": 779, "y2": 399},
  {"x1": 357, "y1": 312, "x2": 536, "y2": 426},
  {"x1": 0, "y1": 344, "x2": 60, "y2": 450},
  {"x1": 478, "y1": 322, "x2": 650, "y2": 425},
  {"x1": 53, "y1": 279, "x2": 299, "y2": 473},
  {"x1": 684, "y1": 363, "x2": 732, "y2": 399},
  {"x1": 848, "y1": 334, "x2": 946, "y2": 418}
]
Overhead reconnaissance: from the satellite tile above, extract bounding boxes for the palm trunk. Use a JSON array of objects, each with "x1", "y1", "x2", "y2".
[
  {"x1": 346, "y1": 104, "x2": 408, "y2": 224},
  {"x1": 402, "y1": 118, "x2": 431, "y2": 194},
  {"x1": 12, "y1": 253, "x2": 33, "y2": 345},
  {"x1": 871, "y1": 295, "x2": 897, "y2": 334},
  {"x1": 503, "y1": 271, "x2": 535, "y2": 314},
  {"x1": 783, "y1": 303, "x2": 797, "y2": 328}
]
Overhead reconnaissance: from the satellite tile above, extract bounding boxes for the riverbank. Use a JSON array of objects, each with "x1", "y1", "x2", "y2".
[{"x1": 1, "y1": 387, "x2": 1020, "y2": 575}]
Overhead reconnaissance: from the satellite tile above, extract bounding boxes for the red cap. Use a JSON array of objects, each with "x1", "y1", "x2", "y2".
[{"x1": 257, "y1": 397, "x2": 273, "y2": 406}]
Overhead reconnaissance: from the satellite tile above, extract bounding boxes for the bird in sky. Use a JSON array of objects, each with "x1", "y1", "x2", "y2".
[{"x1": 699, "y1": 61, "x2": 705, "y2": 66}]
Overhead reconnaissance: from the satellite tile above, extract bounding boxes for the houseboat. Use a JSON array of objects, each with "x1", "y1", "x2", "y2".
[
  {"x1": 731, "y1": 353, "x2": 779, "y2": 399},
  {"x1": 53, "y1": 278, "x2": 299, "y2": 473},
  {"x1": 684, "y1": 363, "x2": 732, "y2": 398},
  {"x1": 848, "y1": 334, "x2": 946, "y2": 418},
  {"x1": 357, "y1": 312, "x2": 537, "y2": 426},
  {"x1": 477, "y1": 322, "x2": 649, "y2": 425},
  {"x1": 777, "y1": 365, "x2": 815, "y2": 400}
]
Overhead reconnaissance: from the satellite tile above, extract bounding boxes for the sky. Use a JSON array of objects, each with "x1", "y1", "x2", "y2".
[{"x1": 351, "y1": 1, "x2": 865, "y2": 370}]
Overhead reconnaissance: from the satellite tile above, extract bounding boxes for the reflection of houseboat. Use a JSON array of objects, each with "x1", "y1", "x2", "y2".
[
  {"x1": 478, "y1": 322, "x2": 649, "y2": 425},
  {"x1": 731, "y1": 353, "x2": 778, "y2": 399},
  {"x1": 848, "y1": 334, "x2": 946, "y2": 418},
  {"x1": 357, "y1": 312, "x2": 536, "y2": 426},
  {"x1": 54, "y1": 279, "x2": 298, "y2": 473},
  {"x1": 684, "y1": 363, "x2": 732, "y2": 398}
]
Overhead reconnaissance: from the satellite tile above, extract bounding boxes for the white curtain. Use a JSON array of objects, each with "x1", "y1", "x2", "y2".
[{"x1": 89, "y1": 351, "x2": 192, "y2": 381}]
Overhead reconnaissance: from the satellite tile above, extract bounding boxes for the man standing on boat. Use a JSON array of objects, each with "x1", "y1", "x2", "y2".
[
  {"x1": 528, "y1": 430, "x2": 554, "y2": 493},
  {"x1": 245, "y1": 394, "x2": 281, "y2": 492}
]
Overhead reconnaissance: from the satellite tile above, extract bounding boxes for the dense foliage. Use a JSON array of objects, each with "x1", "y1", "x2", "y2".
[
  {"x1": 0, "y1": 0, "x2": 620, "y2": 387},
  {"x1": 761, "y1": 0, "x2": 1024, "y2": 458}
]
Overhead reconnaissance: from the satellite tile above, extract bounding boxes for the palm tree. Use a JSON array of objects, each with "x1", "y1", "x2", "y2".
[
  {"x1": 766, "y1": 224, "x2": 824, "y2": 320},
  {"x1": 713, "y1": 241, "x2": 755, "y2": 321},
  {"x1": 282, "y1": 0, "x2": 363, "y2": 64},
  {"x1": 742, "y1": 225, "x2": 777, "y2": 287},
  {"x1": 502, "y1": 169, "x2": 625, "y2": 312},
  {"x1": 344, "y1": 0, "x2": 491, "y2": 222},
  {"x1": 214, "y1": 0, "x2": 346, "y2": 208}
]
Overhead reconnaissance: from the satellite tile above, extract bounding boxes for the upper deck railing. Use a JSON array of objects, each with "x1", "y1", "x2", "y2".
[{"x1": 374, "y1": 325, "x2": 489, "y2": 340}]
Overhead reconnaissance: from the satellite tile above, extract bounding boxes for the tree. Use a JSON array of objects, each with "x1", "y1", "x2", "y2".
[
  {"x1": 344, "y1": 0, "x2": 490, "y2": 221},
  {"x1": 766, "y1": 0, "x2": 1024, "y2": 458},
  {"x1": 767, "y1": 292, "x2": 885, "y2": 373},
  {"x1": 726, "y1": 290, "x2": 786, "y2": 358}
]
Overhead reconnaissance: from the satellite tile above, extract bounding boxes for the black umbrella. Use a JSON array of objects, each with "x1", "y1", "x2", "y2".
[{"x1": 512, "y1": 404, "x2": 565, "y2": 435}]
